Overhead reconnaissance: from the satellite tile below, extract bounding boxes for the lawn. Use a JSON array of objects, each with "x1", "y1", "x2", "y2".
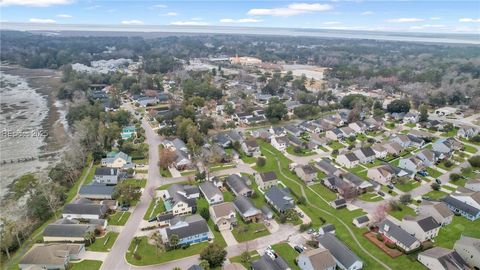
[
  {"x1": 441, "y1": 128, "x2": 459, "y2": 137},
  {"x1": 426, "y1": 167, "x2": 442, "y2": 178},
  {"x1": 160, "y1": 167, "x2": 172, "y2": 177},
  {"x1": 69, "y1": 260, "x2": 102, "y2": 270},
  {"x1": 126, "y1": 236, "x2": 209, "y2": 266},
  {"x1": 143, "y1": 198, "x2": 166, "y2": 220},
  {"x1": 256, "y1": 141, "x2": 425, "y2": 269},
  {"x1": 239, "y1": 150, "x2": 257, "y2": 164},
  {"x1": 310, "y1": 183, "x2": 337, "y2": 201},
  {"x1": 436, "y1": 161, "x2": 456, "y2": 171},
  {"x1": 232, "y1": 217, "x2": 270, "y2": 242},
  {"x1": 180, "y1": 170, "x2": 196, "y2": 176},
  {"x1": 210, "y1": 164, "x2": 236, "y2": 172},
  {"x1": 87, "y1": 232, "x2": 119, "y2": 252},
  {"x1": 230, "y1": 250, "x2": 260, "y2": 269},
  {"x1": 460, "y1": 137, "x2": 480, "y2": 146},
  {"x1": 318, "y1": 145, "x2": 329, "y2": 152},
  {"x1": 359, "y1": 192, "x2": 383, "y2": 202},
  {"x1": 82, "y1": 164, "x2": 97, "y2": 185},
  {"x1": 286, "y1": 146, "x2": 315, "y2": 156},
  {"x1": 107, "y1": 211, "x2": 131, "y2": 226},
  {"x1": 463, "y1": 144, "x2": 478, "y2": 154},
  {"x1": 423, "y1": 190, "x2": 448, "y2": 200},
  {"x1": 123, "y1": 178, "x2": 146, "y2": 188},
  {"x1": 271, "y1": 243, "x2": 301, "y2": 270},
  {"x1": 328, "y1": 141, "x2": 346, "y2": 150},
  {"x1": 395, "y1": 180, "x2": 420, "y2": 192},
  {"x1": 388, "y1": 205, "x2": 416, "y2": 221},
  {"x1": 364, "y1": 159, "x2": 383, "y2": 168},
  {"x1": 435, "y1": 216, "x2": 480, "y2": 249}
]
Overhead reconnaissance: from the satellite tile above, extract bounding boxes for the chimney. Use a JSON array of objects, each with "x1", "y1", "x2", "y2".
[{"x1": 384, "y1": 224, "x2": 390, "y2": 232}]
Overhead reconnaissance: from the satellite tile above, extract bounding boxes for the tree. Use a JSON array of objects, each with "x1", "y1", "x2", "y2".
[
  {"x1": 340, "y1": 94, "x2": 367, "y2": 109},
  {"x1": 372, "y1": 203, "x2": 389, "y2": 223},
  {"x1": 468, "y1": 156, "x2": 480, "y2": 168},
  {"x1": 265, "y1": 97, "x2": 287, "y2": 122},
  {"x1": 113, "y1": 182, "x2": 141, "y2": 205},
  {"x1": 200, "y1": 243, "x2": 227, "y2": 268},
  {"x1": 431, "y1": 182, "x2": 441, "y2": 191},
  {"x1": 199, "y1": 207, "x2": 210, "y2": 221},
  {"x1": 387, "y1": 99, "x2": 411, "y2": 114},
  {"x1": 199, "y1": 260, "x2": 211, "y2": 270},
  {"x1": 399, "y1": 194, "x2": 412, "y2": 205},
  {"x1": 84, "y1": 230, "x2": 95, "y2": 246},
  {"x1": 223, "y1": 102, "x2": 235, "y2": 116},
  {"x1": 159, "y1": 147, "x2": 177, "y2": 169},
  {"x1": 151, "y1": 232, "x2": 165, "y2": 255},
  {"x1": 240, "y1": 250, "x2": 251, "y2": 263},
  {"x1": 256, "y1": 157, "x2": 266, "y2": 167},
  {"x1": 419, "y1": 104, "x2": 429, "y2": 122},
  {"x1": 450, "y1": 173, "x2": 462, "y2": 181},
  {"x1": 169, "y1": 234, "x2": 179, "y2": 249},
  {"x1": 297, "y1": 196, "x2": 307, "y2": 205}
]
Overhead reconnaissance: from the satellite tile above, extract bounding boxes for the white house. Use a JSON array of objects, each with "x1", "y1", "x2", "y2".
[
  {"x1": 336, "y1": 153, "x2": 360, "y2": 169},
  {"x1": 371, "y1": 144, "x2": 388, "y2": 159},
  {"x1": 378, "y1": 219, "x2": 421, "y2": 252},
  {"x1": 367, "y1": 165, "x2": 395, "y2": 185},
  {"x1": 401, "y1": 215, "x2": 441, "y2": 242},
  {"x1": 454, "y1": 235, "x2": 480, "y2": 268},
  {"x1": 417, "y1": 201, "x2": 453, "y2": 226},
  {"x1": 296, "y1": 248, "x2": 336, "y2": 270},
  {"x1": 418, "y1": 247, "x2": 469, "y2": 270},
  {"x1": 353, "y1": 147, "x2": 376, "y2": 164},
  {"x1": 271, "y1": 136, "x2": 289, "y2": 151},
  {"x1": 199, "y1": 181, "x2": 224, "y2": 205}
]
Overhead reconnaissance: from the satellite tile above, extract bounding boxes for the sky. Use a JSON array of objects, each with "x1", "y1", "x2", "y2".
[{"x1": 1, "y1": 0, "x2": 479, "y2": 34}]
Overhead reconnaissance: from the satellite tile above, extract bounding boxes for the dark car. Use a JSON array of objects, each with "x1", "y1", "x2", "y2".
[
  {"x1": 422, "y1": 196, "x2": 431, "y2": 201},
  {"x1": 148, "y1": 216, "x2": 158, "y2": 222},
  {"x1": 417, "y1": 170, "x2": 429, "y2": 177},
  {"x1": 435, "y1": 179, "x2": 442, "y2": 184},
  {"x1": 387, "y1": 184, "x2": 394, "y2": 189},
  {"x1": 294, "y1": 246, "x2": 304, "y2": 253},
  {"x1": 378, "y1": 191, "x2": 385, "y2": 197}
]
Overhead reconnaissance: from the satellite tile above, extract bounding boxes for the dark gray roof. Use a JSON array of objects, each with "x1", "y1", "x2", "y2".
[
  {"x1": 63, "y1": 203, "x2": 107, "y2": 216},
  {"x1": 260, "y1": 171, "x2": 278, "y2": 182},
  {"x1": 332, "y1": 198, "x2": 346, "y2": 206},
  {"x1": 284, "y1": 125, "x2": 301, "y2": 134},
  {"x1": 199, "y1": 181, "x2": 222, "y2": 200},
  {"x1": 165, "y1": 215, "x2": 209, "y2": 240},
  {"x1": 321, "y1": 223, "x2": 336, "y2": 233},
  {"x1": 187, "y1": 265, "x2": 203, "y2": 270},
  {"x1": 43, "y1": 224, "x2": 94, "y2": 238},
  {"x1": 360, "y1": 147, "x2": 376, "y2": 158},
  {"x1": 233, "y1": 196, "x2": 260, "y2": 217},
  {"x1": 95, "y1": 167, "x2": 118, "y2": 176},
  {"x1": 157, "y1": 213, "x2": 174, "y2": 222},
  {"x1": 345, "y1": 153, "x2": 359, "y2": 162},
  {"x1": 301, "y1": 164, "x2": 317, "y2": 175},
  {"x1": 245, "y1": 140, "x2": 259, "y2": 148},
  {"x1": 317, "y1": 233, "x2": 361, "y2": 269},
  {"x1": 416, "y1": 216, "x2": 441, "y2": 232},
  {"x1": 252, "y1": 254, "x2": 290, "y2": 270},
  {"x1": 214, "y1": 133, "x2": 231, "y2": 145},
  {"x1": 420, "y1": 247, "x2": 469, "y2": 270},
  {"x1": 325, "y1": 175, "x2": 346, "y2": 189},
  {"x1": 79, "y1": 184, "x2": 114, "y2": 197},
  {"x1": 265, "y1": 186, "x2": 295, "y2": 212},
  {"x1": 355, "y1": 215, "x2": 370, "y2": 224},
  {"x1": 226, "y1": 175, "x2": 252, "y2": 195},
  {"x1": 442, "y1": 195, "x2": 480, "y2": 216},
  {"x1": 288, "y1": 135, "x2": 303, "y2": 146},
  {"x1": 378, "y1": 219, "x2": 418, "y2": 247},
  {"x1": 316, "y1": 159, "x2": 339, "y2": 174}
]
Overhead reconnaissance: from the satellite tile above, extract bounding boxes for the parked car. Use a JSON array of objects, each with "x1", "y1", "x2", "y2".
[
  {"x1": 378, "y1": 191, "x2": 385, "y2": 197},
  {"x1": 387, "y1": 184, "x2": 394, "y2": 189},
  {"x1": 422, "y1": 196, "x2": 431, "y2": 201},
  {"x1": 294, "y1": 246, "x2": 304, "y2": 253},
  {"x1": 435, "y1": 178, "x2": 442, "y2": 184},
  {"x1": 417, "y1": 170, "x2": 428, "y2": 177}
]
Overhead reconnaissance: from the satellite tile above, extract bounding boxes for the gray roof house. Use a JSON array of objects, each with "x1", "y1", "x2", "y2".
[
  {"x1": 378, "y1": 219, "x2": 421, "y2": 252},
  {"x1": 78, "y1": 184, "x2": 115, "y2": 200},
  {"x1": 199, "y1": 181, "x2": 224, "y2": 205},
  {"x1": 317, "y1": 233, "x2": 363, "y2": 270},
  {"x1": 162, "y1": 214, "x2": 211, "y2": 246},
  {"x1": 296, "y1": 247, "x2": 336, "y2": 270},
  {"x1": 284, "y1": 124, "x2": 302, "y2": 137},
  {"x1": 432, "y1": 137, "x2": 463, "y2": 154},
  {"x1": 233, "y1": 196, "x2": 262, "y2": 222},
  {"x1": 264, "y1": 186, "x2": 295, "y2": 213},
  {"x1": 226, "y1": 174, "x2": 253, "y2": 197},
  {"x1": 252, "y1": 254, "x2": 290, "y2": 270},
  {"x1": 454, "y1": 235, "x2": 480, "y2": 268},
  {"x1": 62, "y1": 199, "x2": 108, "y2": 220},
  {"x1": 93, "y1": 167, "x2": 120, "y2": 185},
  {"x1": 43, "y1": 223, "x2": 95, "y2": 243},
  {"x1": 19, "y1": 244, "x2": 85, "y2": 270},
  {"x1": 418, "y1": 247, "x2": 469, "y2": 270},
  {"x1": 353, "y1": 147, "x2": 376, "y2": 164},
  {"x1": 315, "y1": 159, "x2": 341, "y2": 176}
]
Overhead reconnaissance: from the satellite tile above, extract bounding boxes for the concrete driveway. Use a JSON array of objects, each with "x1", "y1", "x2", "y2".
[{"x1": 220, "y1": 229, "x2": 238, "y2": 246}]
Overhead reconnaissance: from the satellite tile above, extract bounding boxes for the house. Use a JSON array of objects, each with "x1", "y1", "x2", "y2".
[
  {"x1": 342, "y1": 173, "x2": 373, "y2": 192},
  {"x1": 233, "y1": 196, "x2": 262, "y2": 222},
  {"x1": 62, "y1": 199, "x2": 107, "y2": 220},
  {"x1": 226, "y1": 174, "x2": 253, "y2": 197},
  {"x1": 457, "y1": 126, "x2": 479, "y2": 139},
  {"x1": 401, "y1": 215, "x2": 441, "y2": 242},
  {"x1": 101, "y1": 151, "x2": 133, "y2": 169},
  {"x1": 392, "y1": 134, "x2": 424, "y2": 148},
  {"x1": 270, "y1": 126, "x2": 286, "y2": 137},
  {"x1": 340, "y1": 126, "x2": 357, "y2": 138},
  {"x1": 78, "y1": 184, "x2": 115, "y2": 200},
  {"x1": 43, "y1": 223, "x2": 95, "y2": 243},
  {"x1": 199, "y1": 181, "x2": 224, "y2": 205},
  {"x1": 465, "y1": 180, "x2": 480, "y2": 192},
  {"x1": 454, "y1": 235, "x2": 480, "y2": 268},
  {"x1": 242, "y1": 140, "x2": 260, "y2": 156},
  {"x1": 297, "y1": 247, "x2": 336, "y2": 270},
  {"x1": 371, "y1": 144, "x2": 388, "y2": 159},
  {"x1": 367, "y1": 165, "x2": 396, "y2": 185},
  {"x1": 245, "y1": 115, "x2": 267, "y2": 125},
  {"x1": 264, "y1": 186, "x2": 295, "y2": 213},
  {"x1": 383, "y1": 141, "x2": 404, "y2": 156},
  {"x1": 323, "y1": 175, "x2": 347, "y2": 192},
  {"x1": 418, "y1": 247, "x2": 470, "y2": 270},
  {"x1": 326, "y1": 128, "x2": 344, "y2": 141},
  {"x1": 261, "y1": 205, "x2": 274, "y2": 220},
  {"x1": 209, "y1": 202, "x2": 236, "y2": 230},
  {"x1": 426, "y1": 120, "x2": 448, "y2": 131},
  {"x1": 288, "y1": 135, "x2": 304, "y2": 148},
  {"x1": 336, "y1": 153, "x2": 360, "y2": 169},
  {"x1": 378, "y1": 219, "x2": 421, "y2": 252},
  {"x1": 202, "y1": 144, "x2": 230, "y2": 163},
  {"x1": 399, "y1": 156, "x2": 424, "y2": 174},
  {"x1": 417, "y1": 201, "x2": 454, "y2": 226},
  {"x1": 403, "y1": 112, "x2": 419, "y2": 124},
  {"x1": 364, "y1": 117, "x2": 384, "y2": 130},
  {"x1": 416, "y1": 149, "x2": 438, "y2": 167},
  {"x1": 121, "y1": 125, "x2": 136, "y2": 140},
  {"x1": 435, "y1": 107, "x2": 457, "y2": 116},
  {"x1": 319, "y1": 224, "x2": 336, "y2": 235},
  {"x1": 213, "y1": 133, "x2": 233, "y2": 148},
  {"x1": 284, "y1": 125, "x2": 302, "y2": 137},
  {"x1": 433, "y1": 137, "x2": 463, "y2": 155},
  {"x1": 352, "y1": 215, "x2": 370, "y2": 228},
  {"x1": 353, "y1": 147, "x2": 376, "y2": 164},
  {"x1": 137, "y1": 96, "x2": 158, "y2": 107},
  {"x1": 315, "y1": 159, "x2": 341, "y2": 177},
  {"x1": 294, "y1": 164, "x2": 318, "y2": 183},
  {"x1": 330, "y1": 198, "x2": 347, "y2": 209},
  {"x1": 271, "y1": 136, "x2": 289, "y2": 151},
  {"x1": 317, "y1": 233, "x2": 363, "y2": 270},
  {"x1": 161, "y1": 214, "x2": 211, "y2": 246},
  {"x1": 19, "y1": 244, "x2": 85, "y2": 270},
  {"x1": 252, "y1": 254, "x2": 291, "y2": 270},
  {"x1": 348, "y1": 121, "x2": 367, "y2": 134},
  {"x1": 156, "y1": 213, "x2": 174, "y2": 227},
  {"x1": 442, "y1": 191, "x2": 480, "y2": 221},
  {"x1": 93, "y1": 167, "x2": 120, "y2": 185},
  {"x1": 255, "y1": 171, "x2": 278, "y2": 190},
  {"x1": 164, "y1": 184, "x2": 199, "y2": 216}
]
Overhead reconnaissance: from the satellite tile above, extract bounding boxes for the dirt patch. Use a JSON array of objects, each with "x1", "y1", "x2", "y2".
[{"x1": 364, "y1": 231, "x2": 403, "y2": 258}]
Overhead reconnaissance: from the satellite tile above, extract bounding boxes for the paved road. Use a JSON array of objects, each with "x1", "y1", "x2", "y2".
[{"x1": 101, "y1": 118, "x2": 162, "y2": 270}]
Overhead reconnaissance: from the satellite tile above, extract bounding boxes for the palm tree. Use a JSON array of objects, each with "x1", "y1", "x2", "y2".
[
  {"x1": 151, "y1": 232, "x2": 165, "y2": 255},
  {"x1": 84, "y1": 230, "x2": 95, "y2": 246},
  {"x1": 169, "y1": 234, "x2": 179, "y2": 249}
]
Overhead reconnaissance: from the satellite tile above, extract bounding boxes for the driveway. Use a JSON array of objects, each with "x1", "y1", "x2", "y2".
[
  {"x1": 220, "y1": 229, "x2": 238, "y2": 246},
  {"x1": 82, "y1": 251, "x2": 108, "y2": 261}
]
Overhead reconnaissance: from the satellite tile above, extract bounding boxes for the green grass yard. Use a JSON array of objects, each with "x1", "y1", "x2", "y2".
[
  {"x1": 310, "y1": 183, "x2": 337, "y2": 201},
  {"x1": 123, "y1": 178, "x2": 146, "y2": 188},
  {"x1": 359, "y1": 192, "x2": 383, "y2": 202},
  {"x1": 230, "y1": 250, "x2": 260, "y2": 269},
  {"x1": 143, "y1": 198, "x2": 166, "y2": 220},
  {"x1": 69, "y1": 260, "x2": 102, "y2": 270},
  {"x1": 328, "y1": 141, "x2": 346, "y2": 150},
  {"x1": 82, "y1": 164, "x2": 98, "y2": 185},
  {"x1": 388, "y1": 205, "x2": 416, "y2": 221},
  {"x1": 435, "y1": 216, "x2": 480, "y2": 249},
  {"x1": 426, "y1": 167, "x2": 442, "y2": 178},
  {"x1": 271, "y1": 243, "x2": 301, "y2": 270},
  {"x1": 232, "y1": 217, "x2": 270, "y2": 242},
  {"x1": 423, "y1": 190, "x2": 448, "y2": 200},
  {"x1": 395, "y1": 180, "x2": 421, "y2": 192},
  {"x1": 286, "y1": 146, "x2": 315, "y2": 156},
  {"x1": 107, "y1": 211, "x2": 131, "y2": 226},
  {"x1": 87, "y1": 232, "x2": 119, "y2": 252}
]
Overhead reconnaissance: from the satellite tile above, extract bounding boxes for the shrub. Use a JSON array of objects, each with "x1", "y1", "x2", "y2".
[
  {"x1": 376, "y1": 233, "x2": 384, "y2": 242},
  {"x1": 468, "y1": 156, "x2": 480, "y2": 168},
  {"x1": 299, "y1": 223, "x2": 312, "y2": 232},
  {"x1": 399, "y1": 194, "x2": 412, "y2": 205},
  {"x1": 385, "y1": 242, "x2": 396, "y2": 249},
  {"x1": 431, "y1": 183, "x2": 441, "y2": 191},
  {"x1": 306, "y1": 240, "x2": 319, "y2": 248},
  {"x1": 256, "y1": 157, "x2": 266, "y2": 167},
  {"x1": 294, "y1": 146, "x2": 302, "y2": 154},
  {"x1": 332, "y1": 149, "x2": 339, "y2": 155},
  {"x1": 134, "y1": 252, "x2": 142, "y2": 260},
  {"x1": 297, "y1": 196, "x2": 307, "y2": 205},
  {"x1": 182, "y1": 244, "x2": 190, "y2": 249},
  {"x1": 444, "y1": 160, "x2": 454, "y2": 168},
  {"x1": 450, "y1": 173, "x2": 461, "y2": 181},
  {"x1": 319, "y1": 217, "x2": 326, "y2": 224},
  {"x1": 279, "y1": 214, "x2": 287, "y2": 224}
]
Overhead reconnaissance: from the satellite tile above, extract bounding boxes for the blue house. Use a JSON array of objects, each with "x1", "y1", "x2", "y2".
[
  {"x1": 121, "y1": 126, "x2": 136, "y2": 140},
  {"x1": 442, "y1": 194, "x2": 480, "y2": 221},
  {"x1": 162, "y1": 215, "x2": 212, "y2": 246}
]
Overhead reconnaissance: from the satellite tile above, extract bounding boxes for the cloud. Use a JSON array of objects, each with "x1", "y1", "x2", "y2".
[
  {"x1": 323, "y1": 21, "x2": 341, "y2": 25},
  {"x1": 29, "y1": 18, "x2": 56, "y2": 23},
  {"x1": 151, "y1": 4, "x2": 167, "y2": 8},
  {"x1": 247, "y1": 2, "x2": 332, "y2": 17},
  {"x1": 84, "y1": 5, "x2": 100, "y2": 10},
  {"x1": 170, "y1": 20, "x2": 209, "y2": 26},
  {"x1": 361, "y1": 11, "x2": 373, "y2": 16},
  {"x1": 409, "y1": 24, "x2": 446, "y2": 30},
  {"x1": 220, "y1": 18, "x2": 263, "y2": 23},
  {"x1": 162, "y1": 12, "x2": 178, "y2": 16},
  {"x1": 107, "y1": 9, "x2": 116, "y2": 13},
  {"x1": 387, "y1": 18, "x2": 424, "y2": 23},
  {"x1": 121, "y1": 20, "x2": 144, "y2": 25},
  {"x1": 1, "y1": 0, "x2": 72, "y2": 7},
  {"x1": 190, "y1": 17, "x2": 203, "y2": 21},
  {"x1": 459, "y1": 18, "x2": 480, "y2": 23},
  {"x1": 57, "y1": 14, "x2": 72, "y2": 18},
  {"x1": 430, "y1": 17, "x2": 441, "y2": 20}
]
